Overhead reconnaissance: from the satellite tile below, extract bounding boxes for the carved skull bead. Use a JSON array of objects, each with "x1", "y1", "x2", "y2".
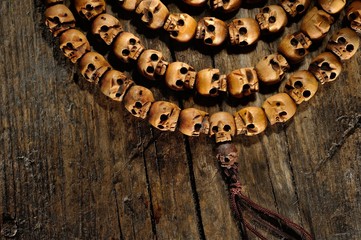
[
  {"x1": 92, "y1": 14, "x2": 123, "y2": 45},
  {"x1": 165, "y1": 62, "x2": 196, "y2": 91},
  {"x1": 178, "y1": 108, "x2": 210, "y2": 136},
  {"x1": 278, "y1": 32, "x2": 312, "y2": 64},
  {"x1": 195, "y1": 68, "x2": 227, "y2": 97},
  {"x1": 100, "y1": 70, "x2": 134, "y2": 102},
  {"x1": 209, "y1": 112, "x2": 236, "y2": 143},
  {"x1": 182, "y1": 0, "x2": 207, "y2": 7},
  {"x1": 137, "y1": 50, "x2": 169, "y2": 80},
  {"x1": 347, "y1": 1, "x2": 361, "y2": 34},
  {"x1": 318, "y1": 0, "x2": 346, "y2": 14},
  {"x1": 262, "y1": 93, "x2": 297, "y2": 125},
  {"x1": 234, "y1": 107, "x2": 268, "y2": 136},
  {"x1": 256, "y1": 5, "x2": 288, "y2": 34},
  {"x1": 211, "y1": 0, "x2": 242, "y2": 13},
  {"x1": 78, "y1": 52, "x2": 112, "y2": 84},
  {"x1": 44, "y1": 4, "x2": 76, "y2": 37},
  {"x1": 300, "y1": 7, "x2": 334, "y2": 41},
  {"x1": 326, "y1": 28, "x2": 360, "y2": 61},
  {"x1": 308, "y1": 52, "x2": 342, "y2": 84},
  {"x1": 117, "y1": 0, "x2": 142, "y2": 11},
  {"x1": 216, "y1": 143, "x2": 238, "y2": 169},
  {"x1": 227, "y1": 68, "x2": 259, "y2": 98},
  {"x1": 164, "y1": 13, "x2": 197, "y2": 43},
  {"x1": 113, "y1": 32, "x2": 145, "y2": 63},
  {"x1": 196, "y1": 17, "x2": 228, "y2": 46},
  {"x1": 74, "y1": 0, "x2": 106, "y2": 21},
  {"x1": 255, "y1": 54, "x2": 290, "y2": 85},
  {"x1": 59, "y1": 29, "x2": 90, "y2": 63},
  {"x1": 136, "y1": 0, "x2": 170, "y2": 30},
  {"x1": 148, "y1": 101, "x2": 181, "y2": 132},
  {"x1": 284, "y1": 70, "x2": 318, "y2": 104},
  {"x1": 228, "y1": 18, "x2": 260, "y2": 46},
  {"x1": 280, "y1": 0, "x2": 310, "y2": 17},
  {"x1": 123, "y1": 85, "x2": 155, "y2": 119}
]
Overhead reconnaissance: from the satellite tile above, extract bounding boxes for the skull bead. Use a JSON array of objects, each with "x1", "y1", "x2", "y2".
[
  {"x1": 117, "y1": 0, "x2": 142, "y2": 11},
  {"x1": 78, "y1": 52, "x2": 112, "y2": 84},
  {"x1": 256, "y1": 5, "x2": 288, "y2": 34},
  {"x1": 318, "y1": 0, "x2": 346, "y2": 14},
  {"x1": 278, "y1": 32, "x2": 312, "y2": 64},
  {"x1": 195, "y1": 68, "x2": 227, "y2": 97},
  {"x1": 255, "y1": 54, "x2": 290, "y2": 85},
  {"x1": 44, "y1": 4, "x2": 76, "y2": 37},
  {"x1": 216, "y1": 143, "x2": 238, "y2": 169},
  {"x1": 234, "y1": 107, "x2": 268, "y2": 136},
  {"x1": 196, "y1": 17, "x2": 228, "y2": 46},
  {"x1": 123, "y1": 85, "x2": 155, "y2": 119},
  {"x1": 163, "y1": 13, "x2": 197, "y2": 43},
  {"x1": 91, "y1": 14, "x2": 123, "y2": 45},
  {"x1": 137, "y1": 50, "x2": 169, "y2": 80},
  {"x1": 74, "y1": 0, "x2": 106, "y2": 21},
  {"x1": 165, "y1": 62, "x2": 196, "y2": 91},
  {"x1": 227, "y1": 68, "x2": 259, "y2": 98},
  {"x1": 280, "y1": 0, "x2": 310, "y2": 17},
  {"x1": 300, "y1": 7, "x2": 334, "y2": 41},
  {"x1": 100, "y1": 70, "x2": 134, "y2": 102},
  {"x1": 284, "y1": 70, "x2": 318, "y2": 104},
  {"x1": 262, "y1": 93, "x2": 297, "y2": 125},
  {"x1": 136, "y1": 0, "x2": 170, "y2": 30},
  {"x1": 211, "y1": 0, "x2": 242, "y2": 13},
  {"x1": 228, "y1": 18, "x2": 260, "y2": 46},
  {"x1": 209, "y1": 112, "x2": 236, "y2": 143},
  {"x1": 178, "y1": 108, "x2": 210, "y2": 136},
  {"x1": 148, "y1": 101, "x2": 181, "y2": 132},
  {"x1": 326, "y1": 28, "x2": 360, "y2": 61},
  {"x1": 182, "y1": 0, "x2": 207, "y2": 7},
  {"x1": 308, "y1": 52, "x2": 342, "y2": 84},
  {"x1": 347, "y1": 1, "x2": 361, "y2": 34},
  {"x1": 59, "y1": 29, "x2": 90, "y2": 63},
  {"x1": 113, "y1": 32, "x2": 145, "y2": 63}
]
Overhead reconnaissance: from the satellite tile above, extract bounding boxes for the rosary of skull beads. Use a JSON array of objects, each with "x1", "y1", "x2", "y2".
[{"x1": 43, "y1": 0, "x2": 361, "y2": 238}]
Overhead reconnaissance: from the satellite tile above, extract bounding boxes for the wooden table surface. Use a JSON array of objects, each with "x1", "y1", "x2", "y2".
[{"x1": 1, "y1": 0, "x2": 361, "y2": 239}]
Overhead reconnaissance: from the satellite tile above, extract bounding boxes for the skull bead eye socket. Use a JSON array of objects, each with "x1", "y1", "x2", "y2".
[
  {"x1": 180, "y1": 67, "x2": 188, "y2": 74},
  {"x1": 247, "y1": 124, "x2": 255, "y2": 129},
  {"x1": 86, "y1": 4, "x2": 93, "y2": 11},
  {"x1": 240, "y1": 41, "x2": 248, "y2": 46},
  {"x1": 122, "y1": 49, "x2": 130, "y2": 56},
  {"x1": 346, "y1": 44, "x2": 354, "y2": 52},
  {"x1": 53, "y1": 16, "x2": 60, "y2": 24},
  {"x1": 207, "y1": 25, "x2": 215, "y2": 32},
  {"x1": 296, "y1": 4, "x2": 305, "y2": 13},
  {"x1": 88, "y1": 64, "x2": 95, "y2": 71},
  {"x1": 171, "y1": 32, "x2": 179, "y2": 37},
  {"x1": 117, "y1": 79, "x2": 124, "y2": 85},
  {"x1": 146, "y1": 11, "x2": 153, "y2": 20},
  {"x1": 303, "y1": 90, "x2": 311, "y2": 98},
  {"x1": 177, "y1": 19, "x2": 185, "y2": 26},
  {"x1": 239, "y1": 27, "x2": 247, "y2": 35},
  {"x1": 279, "y1": 111, "x2": 288, "y2": 117},
  {"x1": 66, "y1": 42, "x2": 74, "y2": 49},
  {"x1": 176, "y1": 80, "x2": 184, "y2": 87},
  {"x1": 135, "y1": 101, "x2": 142, "y2": 108},
  {"x1": 349, "y1": 12, "x2": 357, "y2": 20},
  {"x1": 290, "y1": 38, "x2": 298, "y2": 46},
  {"x1": 330, "y1": 72, "x2": 336, "y2": 79},
  {"x1": 242, "y1": 84, "x2": 250, "y2": 91},
  {"x1": 338, "y1": 37, "x2": 346, "y2": 44},
  {"x1": 100, "y1": 25, "x2": 109, "y2": 32},
  {"x1": 160, "y1": 114, "x2": 168, "y2": 122},
  {"x1": 205, "y1": 38, "x2": 213, "y2": 44},
  {"x1": 129, "y1": 38, "x2": 136, "y2": 45},
  {"x1": 223, "y1": 125, "x2": 231, "y2": 132},
  {"x1": 194, "y1": 123, "x2": 202, "y2": 132},
  {"x1": 262, "y1": 7, "x2": 270, "y2": 13},
  {"x1": 270, "y1": 59, "x2": 280, "y2": 71},
  {"x1": 212, "y1": 73, "x2": 220, "y2": 81},
  {"x1": 297, "y1": 49, "x2": 306, "y2": 56},
  {"x1": 294, "y1": 81, "x2": 303, "y2": 89},
  {"x1": 146, "y1": 66, "x2": 155, "y2": 73},
  {"x1": 212, "y1": 126, "x2": 219, "y2": 133},
  {"x1": 320, "y1": 62, "x2": 331, "y2": 71},
  {"x1": 209, "y1": 88, "x2": 218, "y2": 95},
  {"x1": 150, "y1": 54, "x2": 159, "y2": 61},
  {"x1": 268, "y1": 16, "x2": 276, "y2": 23}
]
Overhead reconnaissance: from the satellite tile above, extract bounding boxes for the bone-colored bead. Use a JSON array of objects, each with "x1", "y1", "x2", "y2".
[
  {"x1": 196, "y1": 17, "x2": 228, "y2": 46},
  {"x1": 113, "y1": 32, "x2": 145, "y2": 63},
  {"x1": 136, "y1": 0, "x2": 170, "y2": 30},
  {"x1": 211, "y1": 0, "x2": 242, "y2": 13},
  {"x1": 256, "y1": 5, "x2": 288, "y2": 34},
  {"x1": 59, "y1": 29, "x2": 90, "y2": 63},
  {"x1": 196, "y1": 68, "x2": 227, "y2": 97},
  {"x1": 165, "y1": 62, "x2": 196, "y2": 91},
  {"x1": 278, "y1": 32, "x2": 312, "y2": 64},
  {"x1": 326, "y1": 28, "x2": 360, "y2": 61},
  {"x1": 280, "y1": 0, "x2": 310, "y2": 17},
  {"x1": 347, "y1": 1, "x2": 361, "y2": 34},
  {"x1": 182, "y1": 0, "x2": 207, "y2": 7},
  {"x1": 78, "y1": 52, "x2": 112, "y2": 84},
  {"x1": 318, "y1": 0, "x2": 346, "y2": 14},
  {"x1": 92, "y1": 14, "x2": 123, "y2": 45},
  {"x1": 228, "y1": 18, "x2": 260, "y2": 46},
  {"x1": 44, "y1": 4, "x2": 76, "y2": 37},
  {"x1": 100, "y1": 70, "x2": 134, "y2": 102},
  {"x1": 284, "y1": 70, "x2": 318, "y2": 104},
  {"x1": 262, "y1": 93, "x2": 297, "y2": 125},
  {"x1": 255, "y1": 54, "x2": 290, "y2": 85},
  {"x1": 123, "y1": 85, "x2": 155, "y2": 119},
  {"x1": 137, "y1": 50, "x2": 169, "y2": 80},
  {"x1": 164, "y1": 13, "x2": 197, "y2": 43},
  {"x1": 178, "y1": 108, "x2": 209, "y2": 136},
  {"x1": 227, "y1": 68, "x2": 259, "y2": 98},
  {"x1": 234, "y1": 107, "x2": 267, "y2": 136},
  {"x1": 117, "y1": 0, "x2": 142, "y2": 11},
  {"x1": 300, "y1": 7, "x2": 334, "y2": 41},
  {"x1": 308, "y1": 52, "x2": 342, "y2": 84},
  {"x1": 74, "y1": 0, "x2": 106, "y2": 21},
  {"x1": 209, "y1": 112, "x2": 236, "y2": 143},
  {"x1": 148, "y1": 101, "x2": 181, "y2": 132}
]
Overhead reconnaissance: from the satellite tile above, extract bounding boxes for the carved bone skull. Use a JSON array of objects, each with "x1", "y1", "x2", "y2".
[
  {"x1": 113, "y1": 32, "x2": 145, "y2": 63},
  {"x1": 278, "y1": 32, "x2": 312, "y2": 64},
  {"x1": 227, "y1": 68, "x2": 259, "y2": 98},
  {"x1": 196, "y1": 68, "x2": 227, "y2": 97},
  {"x1": 216, "y1": 143, "x2": 238, "y2": 169},
  {"x1": 163, "y1": 13, "x2": 197, "y2": 43},
  {"x1": 234, "y1": 107, "x2": 268, "y2": 136},
  {"x1": 148, "y1": 101, "x2": 181, "y2": 132},
  {"x1": 165, "y1": 62, "x2": 196, "y2": 91},
  {"x1": 326, "y1": 28, "x2": 360, "y2": 61},
  {"x1": 280, "y1": 0, "x2": 310, "y2": 17},
  {"x1": 284, "y1": 70, "x2": 318, "y2": 104},
  {"x1": 211, "y1": 0, "x2": 242, "y2": 13},
  {"x1": 308, "y1": 52, "x2": 342, "y2": 84},
  {"x1": 74, "y1": 0, "x2": 106, "y2": 21},
  {"x1": 59, "y1": 29, "x2": 90, "y2": 63},
  {"x1": 44, "y1": 4, "x2": 76, "y2": 37},
  {"x1": 228, "y1": 18, "x2": 260, "y2": 46},
  {"x1": 178, "y1": 108, "x2": 210, "y2": 136},
  {"x1": 209, "y1": 112, "x2": 236, "y2": 143},
  {"x1": 137, "y1": 50, "x2": 169, "y2": 80},
  {"x1": 196, "y1": 17, "x2": 228, "y2": 46},
  {"x1": 92, "y1": 14, "x2": 123, "y2": 45},
  {"x1": 318, "y1": 0, "x2": 346, "y2": 14},
  {"x1": 78, "y1": 52, "x2": 111, "y2": 84},
  {"x1": 136, "y1": 0, "x2": 170, "y2": 29},
  {"x1": 255, "y1": 54, "x2": 290, "y2": 85},
  {"x1": 256, "y1": 5, "x2": 288, "y2": 33},
  {"x1": 347, "y1": 1, "x2": 361, "y2": 34},
  {"x1": 300, "y1": 7, "x2": 334, "y2": 41},
  {"x1": 123, "y1": 85, "x2": 155, "y2": 119},
  {"x1": 100, "y1": 70, "x2": 134, "y2": 102},
  {"x1": 262, "y1": 93, "x2": 297, "y2": 125}
]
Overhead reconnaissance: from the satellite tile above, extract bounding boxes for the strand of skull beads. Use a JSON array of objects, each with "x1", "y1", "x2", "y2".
[{"x1": 43, "y1": 0, "x2": 361, "y2": 239}]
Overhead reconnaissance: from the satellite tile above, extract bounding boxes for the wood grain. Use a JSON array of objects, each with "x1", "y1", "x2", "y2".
[{"x1": 0, "y1": 0, "x2": 360, "y2": 239}]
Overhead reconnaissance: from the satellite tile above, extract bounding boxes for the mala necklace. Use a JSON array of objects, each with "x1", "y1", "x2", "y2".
[{"x1": 43, "y1": 0, "x2": 361, "y2": 239}]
